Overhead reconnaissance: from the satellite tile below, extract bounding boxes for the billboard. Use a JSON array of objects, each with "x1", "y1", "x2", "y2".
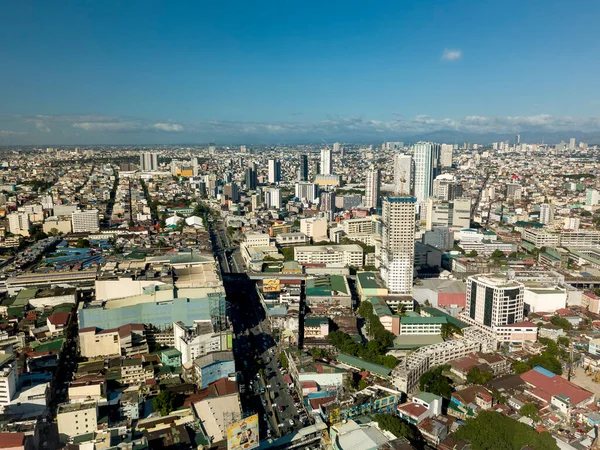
[
  {"x1": 227, "y1": 414, "x2": 259, "y2": 450},
  {"x1": 263, "y1": 278, "x2": 280, "y2": 293}
]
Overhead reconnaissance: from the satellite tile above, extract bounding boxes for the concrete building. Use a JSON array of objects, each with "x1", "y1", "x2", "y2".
[
  {"x1": 295, "y1": 182, "x2": 318, "y2": 203},
  {"x1": 299, "y1": 154, "x2": 309, "y2": 181},
  {"x1": 465, "y1": 273, "x2": 524, "y2": 328},
  {"x1": 294, "y1": 245, "x2": 363, "y2": 267},
  {"x1": 523, "y1": 285, "x2": 567, "y2": 314},
  {"x1": 393, "y1": 154, "x2": 413, "y2": 195},
  {"x1": 268, "y1": 158, "x2": 281, "y2": 183},
  {"x1": 57, "y1": 401, "x2": 98, "y2": 444},
  {"x1": 432, "y1": 174, "x2": 461, "y2": 201},
  {"x1": 140, "y1": 152, "x2": 158, "y2": 171},
  {"x1": 192, "y1": 351, "x2": 236, "y2": 388},
  {"x1": 364, "y1": 167, "x2": 380, "y2": 210},
  {"x1": 71, "y1": 209, "x2": 100, "y2": 233},
  {"x1": 265, "y1": 188, "x2": 282, "y2": 209},
  {"x1": 320, "y1": 148, "x2": 332, "y2": 175},
  {"x1": 79, "y1": 324, "x2": 148, "y2": 359},
  {"x1": 0, "y1": 354, "x2": 18, "y2": 412},
  {"x1": 413, "y1": 142, "x2": 439, "y2": 203},
  {"x1": 173, "y1": 321, "x2": 233, "y2": 366},
  {"x1": 440, "y1": 143, "x2": 453, "y2": 168},
  {"x1": 300, "y1": 216, "x2": 328, "y2": 242},
  {"x1": 7, "y1": 213, "x2": 30, "y2": 237},
  {"x1": 380, "y1": 195, "x2": 416, "y2": 295},
  {"x1": 539, "y1": 203, "x2": 553, "y2": 225}
]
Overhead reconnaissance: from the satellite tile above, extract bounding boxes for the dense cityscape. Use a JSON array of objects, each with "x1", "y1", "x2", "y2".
[{"x1": 0, "y1": 139, "x2": 597, "y2": 449}]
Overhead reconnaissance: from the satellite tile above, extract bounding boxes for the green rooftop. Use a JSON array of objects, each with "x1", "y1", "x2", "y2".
[
  {"x1": 161, "y1": 348, "x2": 182, "y2": 358},
  {"x1": 414, "y1": 392, "x2": 442, "y2": 404},
  {"x1": 356, "y1": 272, "x2": 386, "y2": 290},
  {"x1": 336, "y1": 353, "x2": 392, "y2": 378},
  {"x1": 34, "y1": 339, "x2": 64, "y2": 354},
  {"x1": 305, "y1": 275, "x2": 348, "y2": 296},
  {"x1": 367, "y1": 297, "x2": 396, "y2": 318},
  {"x1": 400, "y1": 316, "x2": 447, "y2": 325},
  {"x1": 304, "y1": 317, "x2": 328, "y2": 327},
  {"x1": 420, "y1": 307, "x2": 470, "y2": 329}
]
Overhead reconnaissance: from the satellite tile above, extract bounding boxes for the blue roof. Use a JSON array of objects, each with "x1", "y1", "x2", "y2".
[
  {"x1": 385, "y1": 195, "x2": 417, "y2": 203},
  {"x1": 533, "y1": 366, "x2": 556, "y2": 378}
]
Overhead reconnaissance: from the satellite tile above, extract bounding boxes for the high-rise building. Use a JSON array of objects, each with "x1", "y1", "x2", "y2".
[
  {"x1": 224, "y1": 183, "x2": 239, "y2": 202},
  {"x1": 0, "y1": 354, "x2": 18, "y2": 411},
  {"x1": 333, "y1": 142, "x2": 340, "y2": 153},
  {"x1": 8, "y1": 212, "x2": 31, "y2": 237},
  {"x1": 265, "y1": 188, "x2": 282, "y2": 209},
  {"x1": 432, "y1": 174, "x2": 461, "y2": 201},
  {"x1": 295, "y1": 182, "x2": 318, "y2": 203},
  {"x1": 245, "y1": 162, "x2": 257, "y2": 190},
  {"x1": 299, "y1": 154, "x2": 309, "y2": 181},
  {"x1": 465, "y1": 274, "x2": 524, "y2": 327},
  {"x1": 586, "y1": 189, "x2": 599, "y2": 206},
  {"x1": 72, "y1": 209, "x2": 100, "y2": 233},
  {"x1": 268, "y1": 159, "x2": 281, "y2": 184},
  {"x1": 515, "y1": 134, "x2": 521, "y2": 146},
  {"x1": 140, "y1": 152, "x2": 158, "y2": 172},
  {"x1": 240, "y1": 145, "x2": 247, "y2": 154},
  {"x1": 393, "y1": 154, "x2": 413, "y2": 195},
  {"x1": 413, "y1": 142, "x2": 439, "y2": 203},
  {"x1": 320, "y1": 191, "x2": 336, "y2": 215},
  {"x1": 209, "y1": 143, "x2": 216, "y2": 154},
  {"x1": 539, "y1": 203, "x2": 553, "y2": 225},
  {"x1": 380, "y1": 195, "x2": 416, "y2": 294},
  {"x1": 320, "y1": 148, "x2": 332, "y2": 175},
  {"x1": 385, "y1": 142, "x2": 404, "y2": 151},
  {"x1": 569, "y1": 137, "x2": 576, "y2": 150},
  {"x1": 440, "y1": 144, "x2": 453, "y2": 168},
  {"x1": 364, "y1": 167, "x2": 381, "y2": 210}
]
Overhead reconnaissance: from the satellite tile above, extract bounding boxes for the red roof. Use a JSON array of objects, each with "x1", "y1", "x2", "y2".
[
  {"x1": 309, "y1": 396, "x2": 334, "y2": 410},
  {"x1": 397, "y1": 402, "x2": 428, "y2": 419},
  {"x1": 520, "y1": 369, "x2": 594, "y2": 406},
  {"x1": 301, "y1": 381, "x2": 317, "y2": 389},
  {"x1": 0, "y1": 432, "x2": 24, "y2": 448},
  {"x1": 555, "y1": 308, "x2": 574, "y2": 316},
  {"x1": 499, "y1": 321, "x2": 537, "y2": 328},
  {"x1": 47, "y1": 312, "x2": 70, "y2": 326},
  {"x1": 283, "y1": 374, "x2": 292, "y2": 384}
]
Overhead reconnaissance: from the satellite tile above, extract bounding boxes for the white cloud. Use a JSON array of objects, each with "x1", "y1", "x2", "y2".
[
  {"x1": 72, "y1": 121, "x2": 142, "y2": 132},
  {"x1": 35, "y1": 121, "x2": 51, "y2": 133},
  {"x1": 0, "y1": 130, "x2": 26, "y2": 136},
  {"x1": 153, "y1": 123, "x2": 183, "y2": 132},
  {"x1": 442, "y1": 49, "x2": 462, "y2": 61}
]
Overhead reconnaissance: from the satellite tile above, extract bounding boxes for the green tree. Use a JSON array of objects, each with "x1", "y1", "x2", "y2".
[
  {"x1": 373, "y1": 414, "x2": 415, "y2": 441},
  {"x1": 550, "y1": 315, "x2": 572, "y2": 331},
  {"x1": 152, "y1": 390, "x2": 175, "y2": 416},
  {"x1": 75, "y1": 238, "x2": 90, "y2": 248},
  {"x1": 278, "y1": 352, "x2": 288, "y2": 369},
  {"x1": 357, "y1": 379, "x2": 368, "y2": 390},
  {"x1": 419, "y1": 365, "x2": 453, "y2": 398},
  {"x1": 513, "y1": 361, "x2": 532, "y2": 375},
  {"x1": 467, "y1": 366, "x2": 494, "y2": 385},
  {"x1": 455, "y1": 411, "x2": 557, "y2": 450},
  {"x1": 557, "y1": 337, "x2": 570, "y2": 347},
  {"x1": 440, "y1": 323, "x2": 464, "y2": 340},
  {"x1": 491, "y1": 249, "x2": 505, "y2": 260},
  {"x1": 527, "y1": 353, "x2": 562, "y2": 375},
  {"x1": 467, "y1": 250, "x2": 478, "y2": 257},
  {"x1": 519, "y1": 403, "x2": 540, "y2": 422}
]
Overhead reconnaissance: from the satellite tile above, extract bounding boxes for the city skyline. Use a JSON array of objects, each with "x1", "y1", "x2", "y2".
[{"x1": 2, "y1": 0, "x2": 600, "y2": 144}]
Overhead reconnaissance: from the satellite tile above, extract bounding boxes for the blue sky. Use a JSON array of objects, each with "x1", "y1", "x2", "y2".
[{"x1": 1, "y1": 0, "x2": 600, "y2": 144}]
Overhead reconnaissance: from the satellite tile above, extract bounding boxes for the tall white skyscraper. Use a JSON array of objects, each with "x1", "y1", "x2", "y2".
[
  {"x1": 380, "y1": 195, "x2": 416, "y2": 294},
  {"x1": 364, "y1": 167, "x2": 380, "y2": 210},
  {"x1": 440, "y1": 144, "x2": 453, "y2": 168},
  {"x1": 320, "y1": 148, "x2": 332, "y2": 175},
  {"x1": 295, "y1": 182, "x2": 318, "y2": 203},
  {"x1": 333, "y1": 142, "x2": 340, "y2": 153},
  {"x1": 268, "y1": 159, "x2": 281, "y2": 184},
  {"x1": 569, "y1": 137, "x2": 576, "y2": 150},
  {"x1": 539, "y1": 203, "x2": 553, "y2": 225},
  {"x1": 8, "y1": 212, "x2": 31, "y2": 237},
  {"x1": 140, "y1": 152, "x2": 158, "y2": 172},
  {"x1": 265, "y1": 188, "x2": 282, "y2": 209},
  {"x1": 465, "y1": 274, "x2": 524, "y2": 327},
  {"x1": 413, "y1": 142, "x2": 439, "y2": 203},
  {"x1": 72, "y1": 209, "x2": 100, "y2": 233},
  {"x1": 393, "y1": 154, "x2": 413, "y2": 195}
]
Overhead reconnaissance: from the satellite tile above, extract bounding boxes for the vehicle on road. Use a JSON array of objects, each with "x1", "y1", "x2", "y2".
[{"x1": 289, "y1": 419, "x2": 294, "y2": 426}]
